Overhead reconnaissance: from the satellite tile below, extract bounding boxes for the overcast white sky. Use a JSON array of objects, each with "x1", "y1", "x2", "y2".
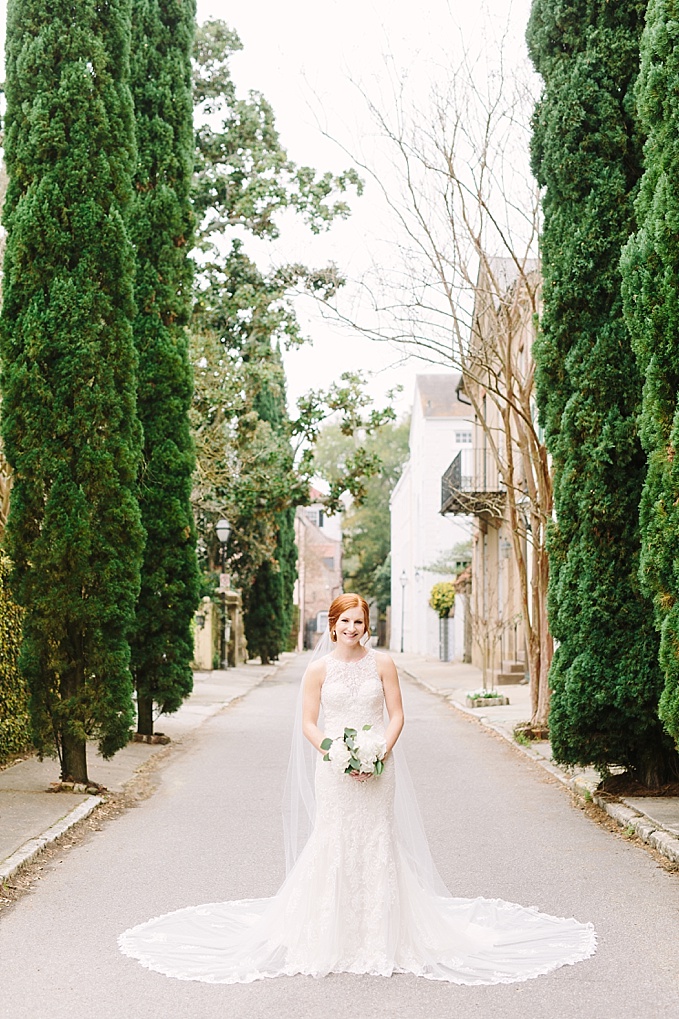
[{"x1": 0, "y1": 0, "x2": 535, "y2": 417}]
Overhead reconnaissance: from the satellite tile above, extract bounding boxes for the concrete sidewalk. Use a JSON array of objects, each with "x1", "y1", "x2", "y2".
[
  {"x1": 0, "y1": 656, "x2": 292, "y2": 884},
  {"x1": 393, "y1": 651, "x2": 679, "y2": 867}
]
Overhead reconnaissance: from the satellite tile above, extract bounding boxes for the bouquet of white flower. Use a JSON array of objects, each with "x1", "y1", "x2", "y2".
[{"x1": 320, "y1": 724, "x2": 387, "y2": 776}]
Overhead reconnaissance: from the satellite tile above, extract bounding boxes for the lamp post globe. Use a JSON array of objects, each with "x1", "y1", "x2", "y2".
[
  {"x1": 215, "y1": 518, "x2": 231, "y2": 669},
  {"x1": 215, "y1": 518, "x2": 230, "y2": 571},
  {"x1": 216, "y1": 516, "x2": 230, "y2": 544}
]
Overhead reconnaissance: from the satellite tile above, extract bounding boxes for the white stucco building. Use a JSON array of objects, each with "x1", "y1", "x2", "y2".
[{"x1": 390, "y1": 374, "x2": 473, "y2": 659}]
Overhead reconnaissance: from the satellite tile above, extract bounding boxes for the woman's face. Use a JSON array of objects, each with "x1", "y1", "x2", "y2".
[{"x1": 335, "y1": 606, "x2": 366, "y2": 647}]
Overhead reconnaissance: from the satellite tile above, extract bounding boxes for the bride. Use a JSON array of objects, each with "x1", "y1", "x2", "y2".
[{"x1": 119, "y1": 593, "x2": 596, "y2": 984}]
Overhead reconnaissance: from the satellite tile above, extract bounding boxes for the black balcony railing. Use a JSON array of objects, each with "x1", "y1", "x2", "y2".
[{"x1": 440, "y1": 449, "x2": 505, "y2": 518}]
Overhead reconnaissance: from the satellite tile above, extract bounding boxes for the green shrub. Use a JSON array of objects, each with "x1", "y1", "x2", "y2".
[{"x1": 0, "y1": 554, "x2": 30, "y2": 762}]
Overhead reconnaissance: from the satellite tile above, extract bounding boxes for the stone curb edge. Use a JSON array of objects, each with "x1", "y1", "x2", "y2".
[
  {"x1": 401, "y1": 668, "x2": 679, "y2": 868},
  {"x1": 0, "y1": 795, "x2": 103, "y2": 886},
  {"x1": 0, "y1": 658, "x2": 292, "y2": 888}
]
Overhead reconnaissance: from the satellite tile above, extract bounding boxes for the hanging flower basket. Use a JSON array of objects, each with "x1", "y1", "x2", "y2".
[{"x1": 429, "y1": 582, "x2": 456, "y2": 618}]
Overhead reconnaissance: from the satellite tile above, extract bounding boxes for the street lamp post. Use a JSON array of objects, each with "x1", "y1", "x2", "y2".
[
  {"x1": 400, "y1": 569, "x2": 408, "y2": 654},
  {"x1": 215, "y1": 518, "x2": 231, "y2": 669},
  {"x1": 215, "y1": 518, "x2": 231, "y2": 574}
]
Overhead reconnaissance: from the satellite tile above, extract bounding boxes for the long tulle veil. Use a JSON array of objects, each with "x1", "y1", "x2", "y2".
[{"x1": 281, "y1": 626, "x2": 449, "y2": 896}]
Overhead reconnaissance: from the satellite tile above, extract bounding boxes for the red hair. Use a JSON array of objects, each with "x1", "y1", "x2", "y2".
[{"x1": 328, "y1": 593, "x2": 370, "y2": 641}]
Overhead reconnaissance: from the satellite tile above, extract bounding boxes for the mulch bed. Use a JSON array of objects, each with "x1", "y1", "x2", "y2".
[{"x1": 598, "y1": 774, "x2": 679, "y2": 798}]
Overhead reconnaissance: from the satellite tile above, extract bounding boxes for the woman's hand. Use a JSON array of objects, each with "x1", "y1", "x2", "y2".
[{"x1": 351, "y1": 771, "x2": 373, "y2": 782}]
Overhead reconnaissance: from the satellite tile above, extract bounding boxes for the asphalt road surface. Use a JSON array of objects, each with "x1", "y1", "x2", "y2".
[{"x1": 1, "y1": 655, "x2": 678, "y2": 1019}]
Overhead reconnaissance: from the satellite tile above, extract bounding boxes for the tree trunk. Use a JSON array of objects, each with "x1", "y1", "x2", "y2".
[
  {"x1": 61, "y1": 731, "x2": 88, "y2": 783},
  {"x1": 531, "y1": 540, "x2": 553, "y2": 730},
  {"x1": 137, "y1": 693, "x2": 154, "y2": 736},
  {"x1": 631, "y1": 743, "x2": 679, "y2": 789},
  {"x1": 528, "y1": 636, "x2": 541, "y2": 722},
  {"x1": 59, "y1": 653, "x2": 89, "y2": 782}
]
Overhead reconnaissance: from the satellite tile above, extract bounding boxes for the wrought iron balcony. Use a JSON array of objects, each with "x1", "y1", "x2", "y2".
[{"x1": 440, "y1": 449, "x2": 505, "y2": 518}]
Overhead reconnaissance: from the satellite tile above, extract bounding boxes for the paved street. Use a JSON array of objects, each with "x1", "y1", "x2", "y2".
[{"x1": 1, "y1": 655, "x2": 678, "y2": 1019}]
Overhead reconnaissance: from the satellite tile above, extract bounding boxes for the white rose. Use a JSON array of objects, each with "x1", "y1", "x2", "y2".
[
  {"x1": 356, "y1": 732, "x2": 386, "y2": 772},
  {"x1": 327, "y1": 738, "x2": 352, "y2": 773}
]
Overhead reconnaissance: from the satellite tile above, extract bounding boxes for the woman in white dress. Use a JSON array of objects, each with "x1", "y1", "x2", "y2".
[{"x1": 119, "y1": 593, "x2": 596, "y2": 984}]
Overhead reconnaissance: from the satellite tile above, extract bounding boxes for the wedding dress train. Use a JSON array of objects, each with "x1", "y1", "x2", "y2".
[{"x1": 119, "y1": 650, "x2": 596, "y2": 984}]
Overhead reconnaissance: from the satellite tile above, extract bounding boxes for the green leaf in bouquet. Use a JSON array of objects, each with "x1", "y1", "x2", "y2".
[
  {"x1": 346, "y1": 737, "x2": 356, "y2": 750},
  {"x1": 320, "y1": 737, "x2": 333, "y2": 751},
  {"x1": 362, "y1": 724, "x2": 372, "y2": 731},
  {"x1": 344, "y1": 727, "x2": 357, "y2": 738},
  {"x1": 323, "y1": 753, "x2": 330, "y2": 761},
  {"x1": 374, "y1": 760, "x2": 384, "y2": 775}
]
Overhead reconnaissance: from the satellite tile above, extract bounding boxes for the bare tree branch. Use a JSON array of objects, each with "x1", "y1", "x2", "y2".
[{"x1": 305, "y1": 42, "x2": 552, "y2": 726}]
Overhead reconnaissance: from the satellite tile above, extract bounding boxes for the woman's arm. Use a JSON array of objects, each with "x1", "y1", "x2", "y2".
[
  {"x1": 377, "y1": 653, "x2": 405, "y2": 757},
  {"x1": 301, "y1": 661, "x2": 327, "y2": 754}
]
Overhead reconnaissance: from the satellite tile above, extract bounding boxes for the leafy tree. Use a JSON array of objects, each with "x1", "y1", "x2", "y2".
[
  {"x1": 191, "y1": 315, "x2": 395, "y2": 596},
  {"x1": 0, "y1": 0, "x2": 143, "y2": 782},
  {"x1": 621, "y1": 0, "x2": 679, "y2": 752},
  {"x1": 129, "y1": 0, "x2": 200, "y2": 735},
  {"x1": 239, "y1": 344, "x2": 297, "y2": 664},
  {"x1": 276, "y1": 505, "x2": 298, "y2": 650},
  {"x1": 190, "y1": 22, "x2": 392, "y2": 659},
  {"x1": 192, "y1": 20, "x2": 361, "y2": 247},
  {"x1": 528, "y1": 0, "x2": 677, "y2": 783},
  {"x1": 313, "y1": 418, "x2": 410, "y2": 611},
  {"x1": 424, "y1": 541, "x2": 472, "y2": 576},
  {"x1": 316, "y1": 50, "x2": 552, "y2": 725}
]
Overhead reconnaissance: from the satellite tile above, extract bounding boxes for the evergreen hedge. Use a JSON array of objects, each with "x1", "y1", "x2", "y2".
[
  {"x1": 621, "y1": 0, "x2": 679, "y2": 750},
  {"x1": 528, "y1": 0, "x2": 677, "y2": 783},
  {"x1": 0, "y1": 555, "x2": 30, "y2": 762}
]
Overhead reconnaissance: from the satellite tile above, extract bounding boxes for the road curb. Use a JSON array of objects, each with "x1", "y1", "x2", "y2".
[
  {"x1": 0, "y1": 795, "x2": 102, "y2": 886},
  {"x1": 0, "y1": 658, "x2": 294, "y2": 887},
  {"x1": 401, "y1": 667, "x2": 679, "y2": 868}
]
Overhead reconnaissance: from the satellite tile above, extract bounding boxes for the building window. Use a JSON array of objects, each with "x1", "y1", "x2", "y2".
[
  {"x1": 455, "y1": 431, "x2": 472, "y2": 445},
  {"x1": 304, "y1": 507, "x2": 325, "y2": 527}
]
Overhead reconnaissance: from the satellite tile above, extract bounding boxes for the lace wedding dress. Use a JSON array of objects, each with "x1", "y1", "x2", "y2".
[{"x1": 119, "y1": 650, "x2": 596, "y2": 984}]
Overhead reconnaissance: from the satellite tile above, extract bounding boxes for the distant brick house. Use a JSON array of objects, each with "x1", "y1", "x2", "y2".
[{"x1": 294, "y1": 489, "x2": 343, "y2": 650}]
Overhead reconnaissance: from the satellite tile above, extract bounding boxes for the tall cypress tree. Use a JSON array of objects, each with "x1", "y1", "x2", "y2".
[
  {"x1": 242, "y1": 505, "x2": 297, "y2": 663},
  {"x1": 242, "y1": 558, "x2": 285, "y2": 665},
  {"x1": 527, "y1": 1, "x2": 677, "y2": 784},
  {"x1": 621, "y1": 0, "x2": 679, "y2": 749},
  {"x1": 241, "y1": 346, "x2": 297, "y2": 664},
  {"x1": 129, "y1": 0, "x2": 199, "y2": 735},
  {"x1": 0, "y1": 0, "x2": 143, "y2": 782},
  {"x1": 277, "y1": 504, "x2": 298, "y2": 651}
]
